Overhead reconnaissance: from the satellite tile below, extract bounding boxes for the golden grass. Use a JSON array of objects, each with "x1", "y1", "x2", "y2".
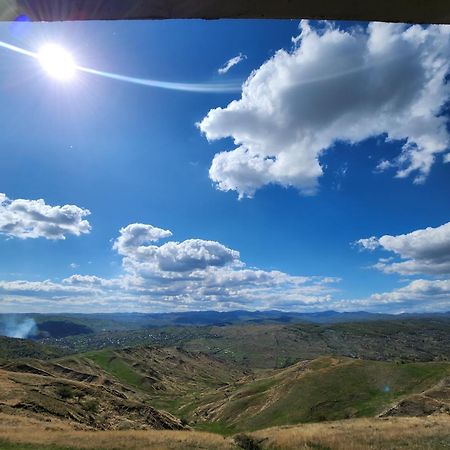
[
  {"x1": 251, "y1": 415, "x2": 450, "y2": 449},
  {"x1": 1, "y1": 413, "x2": 450, "y2": 450},
  {"x1": 0, "y1": 414, "x2": 234, "y2": 450}
]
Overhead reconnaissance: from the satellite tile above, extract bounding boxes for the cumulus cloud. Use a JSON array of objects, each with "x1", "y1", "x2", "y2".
[
  {"x1": 114, "y1": 223, "x2": 240, "y2": 273},
  {"x1": 356, "y1": 221, "x2": 450, "y2": 275},
  {"x1": 0, "y1": 223, "x2": 341, "y2": 313},
  {"x1": 355, "y1": 236, "x2": 380, "y2": 251},
  {"x1": 109, "y1": 224, "x2": 340, "y2": 310},
  {"x1": 339, "y1": 279, "x2": 450, "y2": 313},
  {"x1": 199, "y1": 21, "x2": 450, "y2": 198},
  {"x1": 136, "y1": 239, "x2": 240, "y2": 272},
  {"x1": 0, "y1": 193, "x2": 91, "y2": 240},
  {"x1": 113, "y1": 223, "x2": 172, "y2": 255},
  {"x1": 218, "y1": 53, "x2": 247, "y2": 75},
  {"x1": 62, "y1": 274, "x2": 118, "y2": 287}
]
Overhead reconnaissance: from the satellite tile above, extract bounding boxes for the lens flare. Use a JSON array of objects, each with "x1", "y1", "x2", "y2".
[
  {"x1": 0, "y1": 39, "x2": 241, "y2": 92},
  {"x1": 38, "y1": 44, "x2": 76, "y2": 81}
]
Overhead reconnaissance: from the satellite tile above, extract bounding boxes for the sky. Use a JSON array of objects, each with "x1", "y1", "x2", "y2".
[{"x1": 0, "y1": 19, "x2": 449, "y2": 314}]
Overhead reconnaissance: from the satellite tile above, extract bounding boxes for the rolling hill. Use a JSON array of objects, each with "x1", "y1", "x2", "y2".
[
  {"x1": 0, "y1": 345, "x2": 245, "y2": 431},
  {"x1": 0, "y1": 356, "x2": 185, "y2": 431},
  {"x1": 0, "y1": 336, "x2": 66, "y2": 360},
  {"x1": 80, "y1": 346, "x2": 246, "y2": 412},
  {"x1": 1, "y1": 315, "x2": 450, "y2": 448},
  {"x1": 184, "y1": 356, "x2": 450, "y2": 433},
  {"x1": 3, "y1": 311, "x2": 450, "y2": 341},
  {"x1": 38, "y1": 317, "x2": 450, "y2": 369}
]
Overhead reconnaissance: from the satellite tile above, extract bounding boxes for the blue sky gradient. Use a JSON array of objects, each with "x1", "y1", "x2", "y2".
[{"x1": 0, "y1": 19, "x2": 449, "y2": 313}]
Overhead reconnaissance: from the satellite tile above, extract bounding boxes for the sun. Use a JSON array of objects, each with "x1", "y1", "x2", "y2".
[{"x1": 37, "y1": 44, "x2": 76, "y2": 81}]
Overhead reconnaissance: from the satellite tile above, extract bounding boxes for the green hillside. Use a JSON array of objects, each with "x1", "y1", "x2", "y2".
[
  {"x1": 79, "y1": 346, "x2": 245, "y2": 413},
  {"x1": 0, "y1": 336, "x2": 66, "y2": 360},
  {"x1": 186, "y1": 356, "x2": 450, "y2": 432},
  {"x1": 82, "y1": 349, "x2": 144, "y2": 389},
  {"x1": 38, "y1": 318, "x2": 450, "y2": 368}
]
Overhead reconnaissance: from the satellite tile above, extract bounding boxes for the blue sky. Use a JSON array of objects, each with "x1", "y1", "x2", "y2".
[{"x1": 0, "y1": 19, "x2": 449, "y2": 313}]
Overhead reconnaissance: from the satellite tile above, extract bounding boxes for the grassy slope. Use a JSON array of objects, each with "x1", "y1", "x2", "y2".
[
  {"x1": 186, "y1": 356, "x2": 450, "y2": 432},
  {"x1": 83, "y1": 349, "x2": 143, "y2": 389},
  {"x1": 74, "y1": 349, "x2": 450, "y2": 433},
  {"x1": 0, "y1": 336, "x2": 65, "y2": 360},
  {"x1": 80, "y1": 347, "x2": 245, "y2": 414}
]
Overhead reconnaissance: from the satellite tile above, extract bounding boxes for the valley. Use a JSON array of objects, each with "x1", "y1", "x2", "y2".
[{"x1": 0, "y1": 312, "x2": 450, "y2": 448}]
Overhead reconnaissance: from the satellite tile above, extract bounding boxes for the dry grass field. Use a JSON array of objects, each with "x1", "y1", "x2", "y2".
[
  {"x1": 0, "y1": 414, "x2": 234, "y2": 450},
  {"x1": 1, "y1": 413, "x2": 450, "y2": 450},
  {"x1": 251, "y1": 415, "x2": 450, "y2": 449}
]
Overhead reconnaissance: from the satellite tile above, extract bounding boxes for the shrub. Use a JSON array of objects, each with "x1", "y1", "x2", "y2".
[
  {"x1": 180, "y1": 417, "x2": 189, "y2": 426},
  {"x1": 56, "y1": 384, "x2": 74, "y2": 399},
  {"x1": 234, "y1": 433, "x2": 264, "y2": 450},
  {"x1": 84, "y1": 398, "x2": 99, "y2": 413}
]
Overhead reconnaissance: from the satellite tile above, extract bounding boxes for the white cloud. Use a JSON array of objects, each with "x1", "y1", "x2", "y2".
[
  {"x1": 62, "y1": 274, "x2": 118, "y2": 287},
  {"x1": 113, "y1": 223, "x2": 172, "y2": 255},
  {"x1": 218, "y1": 53, "x2": 247, "y2": 75},
  {"x1": 199, "y1": 21, "x2": 450, "y2": 198},
  {"x1": 133, "y1": 239, "x2": 240, "y2": 272},
  {"x1": 356, "y1": 221, "x2": 450, "y2": 275},
  {"x1": 0, "y1": 193, "x2": 91, "y2": 240},
  {"x1": 110, "y1": 224, "x2": 339, "y2": 310},
  {"x1": 0, "y1": 223, "x2": 340, "y2": 313},
  {"x1": 340, "y1": 279, "x2": 450, "y2": 313},
  {"x1": 0, "y1": 279, "x2": 97, "y2": 297},
  {"x1": 375, "y1": 159, "x2": 394, "y2": 172},
  {"x1": 354, "y1": 236, "x2": 379, "y2": 251},
  {"x1": 114, "y1": 223, "x2": 240, "y2": 272}
]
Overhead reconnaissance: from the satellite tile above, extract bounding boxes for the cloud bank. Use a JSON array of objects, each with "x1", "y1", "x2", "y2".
[
  {"x1": 356, "y1": 221, "x2": 450, "y2": 275},
  {"x1": 0, "y1": 223, "x2": 339, "y2": 313},
  {"x1": 199, "y1": 21, "x2": 450, "y2": 198},
  {"x1": 340, "y1": 279, "x2": 450, "y2": 313},
  {"x1": 348, "y1": 221, "x2": 450, "y2": 312},
  {"x1": 2, "y1": 220, "x2": 449, "y2": 314},
  {"x1": 0, "y1": 193, "x2": 91, "y2": 240}
]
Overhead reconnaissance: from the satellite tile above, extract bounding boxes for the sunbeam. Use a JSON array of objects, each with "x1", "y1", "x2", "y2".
[{"x1": 0, "y1": 39, "x2": 241, "y2": 93}]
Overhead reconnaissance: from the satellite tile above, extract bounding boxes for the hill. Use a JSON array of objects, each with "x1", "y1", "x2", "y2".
[
  {"x1": 1, "y1": 311, "x2": 390, "y2": 336},
  {"x1": 0, "y1": 345, "x2": 244, "y2": 431},
  {"x1": 80, "y1": 346, "x2": 246, "y2": 412},
  {"x1": 3, "y1": 311, "x2": 450, "y2": 341},
  {"x1": 40, "y1": 318, "x2": 450, "y2": 368},
  {"x1": 0, "y1": 344, "x2": 450, "y2": 447},
  {"x1": 0, "y1": 336, "x2": 66, "y2": 360},
  {"x1": 0, "y1": 356, "x2": 185, "y2": 431},
  {"x1": 380, "y1": 375, "x2": 450, "y2": 417},
  {"x1": 185, "y1": 356, "x2": 450, "y2": 433},
  {"x1": 180, "y1": 318, "x2": 450, "y2": 368}
]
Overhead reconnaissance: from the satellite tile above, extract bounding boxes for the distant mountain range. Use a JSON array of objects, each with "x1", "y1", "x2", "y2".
[{"x1": 1, "y1": 309, "x2": 450, "y2": 340}]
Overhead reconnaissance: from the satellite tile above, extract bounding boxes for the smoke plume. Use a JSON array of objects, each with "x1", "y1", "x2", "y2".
[{"x1": 0, "y1": 317, "x2": 38, "y2": 339}]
